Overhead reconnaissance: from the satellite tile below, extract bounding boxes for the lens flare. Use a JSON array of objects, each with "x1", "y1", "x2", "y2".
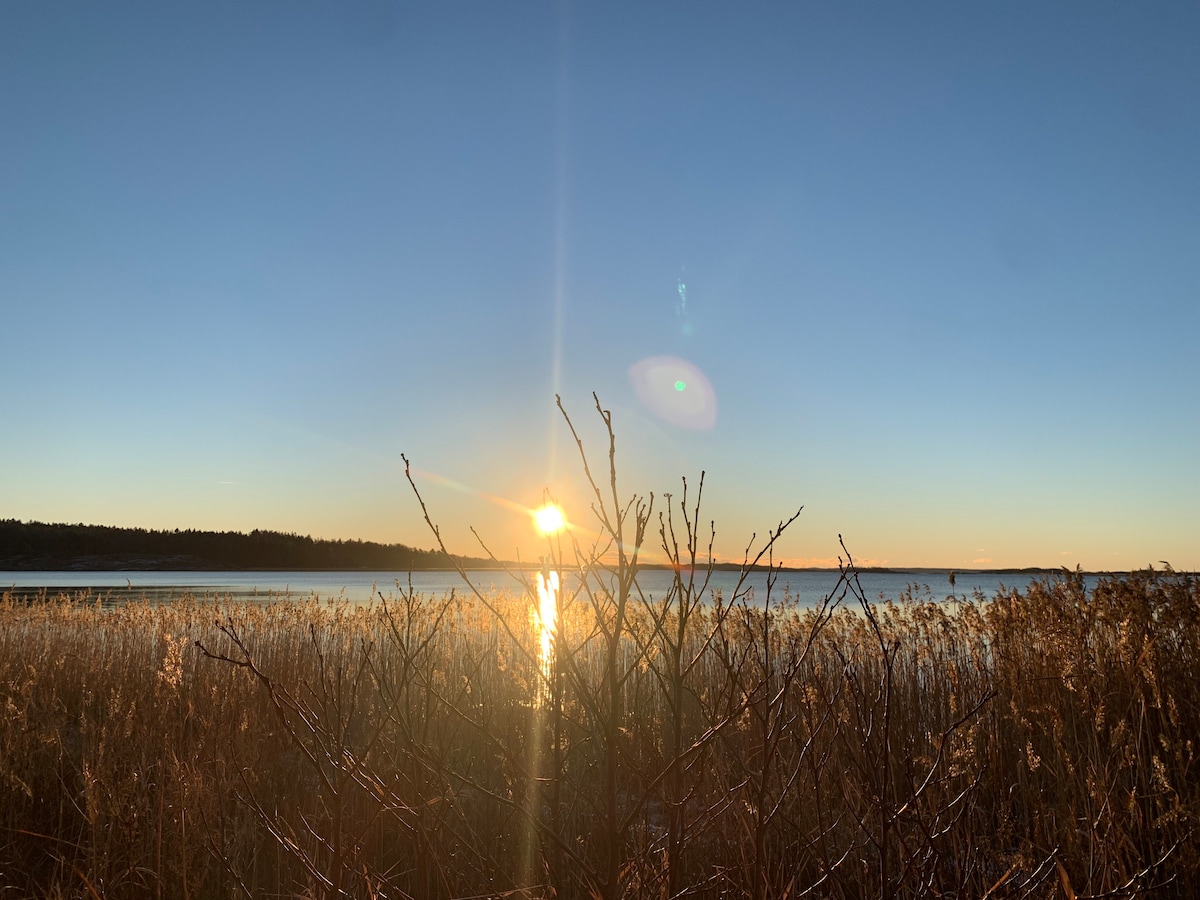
[{"x1": 629, "y1": 355, "x2": 717, "y2": 430}]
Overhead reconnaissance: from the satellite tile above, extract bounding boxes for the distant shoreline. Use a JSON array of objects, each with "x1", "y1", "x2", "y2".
[
  {"x1": 0, "y1": 555, "x2": 1119, "y2": 578},
  {"x1": 0, "y1": 519, "x2": 1137, "y2": 577}
]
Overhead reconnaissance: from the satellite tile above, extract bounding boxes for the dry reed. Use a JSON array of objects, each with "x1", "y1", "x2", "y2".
[{"x1": 0, "y1": 564, "x2": 1194, "y2": 899}]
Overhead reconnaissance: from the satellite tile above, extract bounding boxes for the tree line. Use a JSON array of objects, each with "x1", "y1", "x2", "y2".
[{"x1": 0, "y1": 519, "x2": 482, "y2": 570}]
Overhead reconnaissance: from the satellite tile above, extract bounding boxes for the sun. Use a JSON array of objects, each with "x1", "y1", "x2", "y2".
[{"x1": 533, "y1": 503, "x2": 566, "y2": 535}]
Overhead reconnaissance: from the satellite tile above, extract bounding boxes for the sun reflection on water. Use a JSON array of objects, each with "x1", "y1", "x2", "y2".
[{"x1": 535, "y1": 570, "x2": 559, "y2": 704}]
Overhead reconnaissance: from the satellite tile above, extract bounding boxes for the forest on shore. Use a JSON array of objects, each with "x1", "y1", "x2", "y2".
[{"x1": 0, "y1": 519, "x2": 486, "y2": 571}]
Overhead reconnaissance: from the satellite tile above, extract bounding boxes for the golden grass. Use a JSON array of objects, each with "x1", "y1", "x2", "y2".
[{"x1": 0, "y1": 568, "x2": 1195, "y2": 898}]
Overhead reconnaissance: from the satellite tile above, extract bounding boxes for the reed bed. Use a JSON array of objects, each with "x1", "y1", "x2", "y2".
[{"x1": 1, "y1": 565, "x2": 1196, "y2": 899}]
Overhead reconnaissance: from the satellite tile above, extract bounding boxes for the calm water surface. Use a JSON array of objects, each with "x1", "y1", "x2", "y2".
[{"x1": 1, "y1": 568, "x2": 1088, "y2": 606}]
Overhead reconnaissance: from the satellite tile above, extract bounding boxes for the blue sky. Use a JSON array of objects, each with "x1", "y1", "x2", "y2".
[{"x1": 2, "y1": 2, "x2": 1197, "y2": 570}]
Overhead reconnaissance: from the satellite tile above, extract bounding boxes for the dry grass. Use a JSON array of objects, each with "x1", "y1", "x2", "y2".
[{"x1": 1, "y1": 565, "x2": 1196, "y2": 899}]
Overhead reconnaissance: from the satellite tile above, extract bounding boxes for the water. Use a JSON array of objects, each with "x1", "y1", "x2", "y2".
[{"x1": 0, "y1": 567, "x2": 1083, "y2": 606}]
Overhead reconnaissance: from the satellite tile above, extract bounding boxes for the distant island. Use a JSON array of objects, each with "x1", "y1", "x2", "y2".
[{"x1": 0, "y1": 519, "x2": 491, "y2": 571}]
